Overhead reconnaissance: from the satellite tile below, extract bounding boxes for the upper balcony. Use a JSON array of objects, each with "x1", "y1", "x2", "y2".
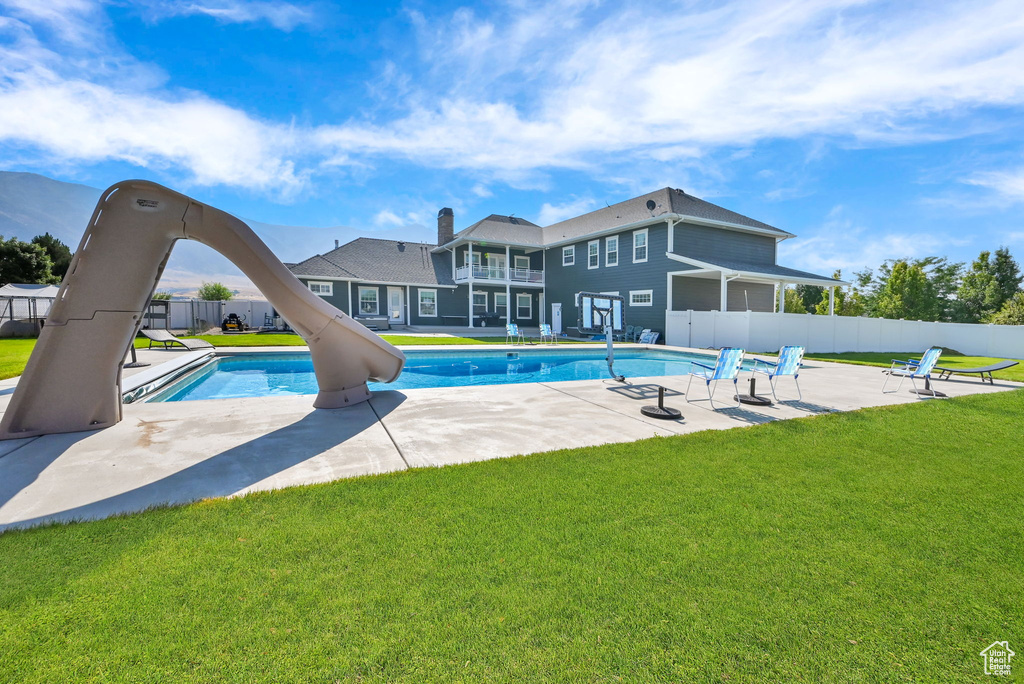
[{"x1": 455, "y1": 265, "x2": 544, "y2": 286}]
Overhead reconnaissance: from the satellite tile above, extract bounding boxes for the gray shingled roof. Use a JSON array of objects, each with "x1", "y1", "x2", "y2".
[
  {"x1": 452, "y1": 214, "x2": 544, "y2": 247},
  {"x1": 684, "y1": 256, "x2": 844, "y2": 284},
  {"x1": 542, "y1": 188, "x2": 792, "y2": 243},
  {"x1": 289, "y1": 237, "x2": 455, "y2": 286}
]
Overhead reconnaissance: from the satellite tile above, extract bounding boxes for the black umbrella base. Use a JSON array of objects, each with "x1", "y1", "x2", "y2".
[
  {"x1": 734, "y1": 377, "x2": 772, "y2": 406},
  {"x1": 641, "y1": 386, "x2": 681, "y2": 419},
  {"x1": 911, "y1": 378, "x2": 946, "y2": 398},
  {"x1": 641, "y1": 405, "x2": 682, "y2": 419}
]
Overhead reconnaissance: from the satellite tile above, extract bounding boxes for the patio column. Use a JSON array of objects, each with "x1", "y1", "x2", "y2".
[
  {"x1": 467, "y1": 242, "x2": 474, "y2": 328},
  {"x1": 719, "y1": 272, "x2": 728, "y2": 312},
  {"x1": 777, "y1": 281, "x2": 786, "y2": 315},
  {"x1": 505, "y1": 244, "x2": 511, "y2": 326},
  {"x1": 829, "y1": 286, "x2": 835, "y2": 316}
]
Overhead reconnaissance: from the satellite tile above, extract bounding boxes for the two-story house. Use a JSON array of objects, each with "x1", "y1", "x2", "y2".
[{"x1": 287, "y1": 188, "x2": 843, "y2": 335}]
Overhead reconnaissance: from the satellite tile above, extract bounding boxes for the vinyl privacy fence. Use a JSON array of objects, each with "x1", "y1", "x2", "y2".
[{"x1": 665, "y1": 310, "x2": 1024, "y2": 358}]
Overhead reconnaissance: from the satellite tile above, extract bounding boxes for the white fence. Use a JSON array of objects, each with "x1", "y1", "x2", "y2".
[
  {"x1": 666, "y1": 310, "x2": 1024, "y2": 358},
  {"x1": 143, "y1": 299, "x2": 275, "y2": 331}
]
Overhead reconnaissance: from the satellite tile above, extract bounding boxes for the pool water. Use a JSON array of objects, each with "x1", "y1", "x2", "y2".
[{"x1": 147, "y1": 349, "x2": 749, "y2": 402}]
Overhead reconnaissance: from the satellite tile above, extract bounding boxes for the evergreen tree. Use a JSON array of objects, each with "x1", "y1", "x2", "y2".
[
  {"x1": 0, "y1": 236, "x2": 58, "y2": 286},
  {"x1": 956, "y1": 250, "x2": 1001, "y2": 322},
  {"x1": 31, "y1": 233, "x2": 73, "y2": 280},
  {"x1": 875, "y1": 260, "x2": 931, "y2": 320},
  {"x1": 783, "y1": 287, "x2": 807, "y2": 313},
  {"x1": 795, "y1": 284, "x2": 823, "y2": 313},
  {"x1": 991, "y1": 246, "x2": 1022, "y2": 304}
]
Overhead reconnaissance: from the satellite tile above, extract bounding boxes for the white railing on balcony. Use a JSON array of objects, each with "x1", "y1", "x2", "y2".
[{"x1": 455, "y1": 266, "x2": 544, "y2": 283}]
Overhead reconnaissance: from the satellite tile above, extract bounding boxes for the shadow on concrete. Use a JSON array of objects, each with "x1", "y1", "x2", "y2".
[
  {"x1": 777, "y1": 399, "x2": 839, "y2": 414},
  {"x1": 605, "y1": 383, "x2": 684, "y2": 401},
  {"x1": 681, "y1": 402, "x2": 778, "y2": 425},
  {"x1": 0, "y1": 395, "x2": 406, "y2": 533},
  {"x1": 0, "y1": 432, "x2": 92, "y2": 510}
]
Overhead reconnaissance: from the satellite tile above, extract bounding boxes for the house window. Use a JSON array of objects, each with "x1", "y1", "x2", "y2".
[
  {"x1": 562, "y1": 245, "x2": 574, "y2": 266},
  {"x1": 473, "y1": 291, "x2": 487, "y2": 314},
  {"x1": 468, "y1": 251, "x2": 481, "y2": 267},
  {"x1": 516, "y1": 292, "x2": 532, "y2": 319},
  {"x1": 588, "y1": 240, "x2": 599, "y2": 269},
  {"x1": 358, "y1": 287, "x2": 378, "y2": 315},
  {"x1": 633, "y1": 229, "x2": 648, "y2": 263},
  {"x1": 606, "y1": 236, "x2": 618, "y2": 267},
  {"x1": 307, "y1": 281, "x2": 332, "y2": 296},
  {"x1": 630, "y1": 290, "x2": 653, "y2": 306},
  {"x1": 419, "y1": 289, "x2": 437, "y2": 317},
  {"x1": 495, "y1": 292, "x2": 507, "y2": 318}
]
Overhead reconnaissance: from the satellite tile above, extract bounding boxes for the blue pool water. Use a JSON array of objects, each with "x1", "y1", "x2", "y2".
[{"x1": 148, "y1": 349, "x2": 749, "y2": 402}]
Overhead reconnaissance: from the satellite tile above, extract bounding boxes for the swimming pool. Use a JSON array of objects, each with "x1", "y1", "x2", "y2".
[{"x1": 146, "y1": 349, "x2": 750, "y2": 402}]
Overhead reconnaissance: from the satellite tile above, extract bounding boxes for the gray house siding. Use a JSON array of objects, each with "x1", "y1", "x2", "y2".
[
  {"x1": 671, "y1": 277, "x2": 774, "y2": 312},
  {"x1": 672, "y1": 223, "x2": 776, "y2": 265},
  {"x1": 296, "y1": 277, "x2": 350, "y2": 315},
  {"x1": 545, "y1": 222, "x2": 670, "y2": 335}
]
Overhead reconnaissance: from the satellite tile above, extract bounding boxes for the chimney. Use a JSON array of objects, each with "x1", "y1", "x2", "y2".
[
  {"x1": 437, "y1": 207, "x2": 454, "y2": 245},
  {"x1": 334, "y1": 239, "x2": 339, "y2": 249}
]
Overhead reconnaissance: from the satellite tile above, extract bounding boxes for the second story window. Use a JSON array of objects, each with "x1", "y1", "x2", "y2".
[
  {"x1": 633, "y1": 228, "x2": 648, "y2": 263},
  {"x1": 588, "y1": 240, "x2": 599, "y2": 269},
  {"x1": 562, "y1": 245, "x2": 574, "y2": 266},
  {"x1": 606, "y1": 236, "x2": 618, "y2": 267}
]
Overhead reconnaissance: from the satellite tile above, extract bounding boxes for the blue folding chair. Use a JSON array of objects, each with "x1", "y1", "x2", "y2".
[
  {"x1": 505, "y1": 323, "x2": 525, "y2": 345},
  {"x1": 686, "y1": 347, "x2": 745, "y2": 409},
  {"x1": 751, "y1": 345, "x2": 805, "y2": 401},
  {"x1": 538, "y1": 323, "x2": 556, "y2": 344},
  {"x1": 882, "y1": 347, "x2": 943, "y2": 397}
]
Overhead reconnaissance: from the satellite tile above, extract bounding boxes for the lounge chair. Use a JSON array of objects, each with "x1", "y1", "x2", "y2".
[
  {"x1": 139, "y1": 329, "x2": 214, "y2": 351},
  {"x1": 751, "y1": 345, "x2": 804, "y2": 401},
  {"x1": 882, "y1": 347, "x2": 942, "y2": 396},
  {"x1": 616, "y1": 324, "x2": 635, "y2": 342},
  {"x1": 638, "y1": 330, "x2": 660, "y2": 344},
  {"x1": 505, "y1": 323, "x2": 525, "y2": 345},
  {"x1": 538, "y1": 323, "x2": 557, "y2": 344},
  {"x1": 935, "y1": 360, "x2": 1018, "y2": 384},
  {"x1": 686, "y1": 347, "x2": 745, "y2": 409}
]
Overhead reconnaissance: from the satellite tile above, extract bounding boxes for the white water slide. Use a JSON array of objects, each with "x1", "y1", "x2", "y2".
[{"x1": 0, "y1": 180, "x2": 405, "y2": 440}]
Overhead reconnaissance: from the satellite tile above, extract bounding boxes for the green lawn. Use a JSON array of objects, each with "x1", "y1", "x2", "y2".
[{"x1": 1, "y1": 391, "x2": 1022, "y2": 682}]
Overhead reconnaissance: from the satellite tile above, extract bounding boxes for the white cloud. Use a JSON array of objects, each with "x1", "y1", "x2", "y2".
[
  {"x1": 137, "y1": 1, "x2": 314, "y2": 31},
  {"x1": 4, "y1": 0, "x2": 1024, "y2": 196},
  {"x1": 536, "y1": 196, "x2": 597, "y2": 225},
  {"x1": 964, "y1": 167, "x2": 1024, "y2": 203}
]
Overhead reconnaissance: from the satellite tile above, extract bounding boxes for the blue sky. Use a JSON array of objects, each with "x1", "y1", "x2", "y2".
[{"x1": 2, "y1": 0, "x2": 1024, "y2": 287}]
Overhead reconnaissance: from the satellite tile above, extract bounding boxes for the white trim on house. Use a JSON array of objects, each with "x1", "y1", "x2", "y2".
[
  {"x1": 418, "y1": 288, "x2": 438, "y2": 317},
  {"x1": 665, "y1": 252, "x2": 848, "y2": 287},
  {"x1": 633, "y1": 228, "x2": 648, "y2": 263},
  {"x1": 630, "y1": 290, "x2": 653, "y2": 306},
  {"x1": 358, "y1": 286, "x2": 379, "y2": 315},
  {"x1": 516, "y1": 292, "x2": 532, "y2": 319},
  {"x1": 605, "y1": 235, "x2": 618, "y2": 267},
  {"x1": 562, "y1": 245, "x2": 574, "y2": 266},
  {"x1": 291, "y1": 274, "x2": 458, "y2": 289},
  {"x1": 307, "y1": 281, "x2": 333, "y2": 296},
  {"x1": 588, "y1": 240, "x2": 600, "y2": 269}
]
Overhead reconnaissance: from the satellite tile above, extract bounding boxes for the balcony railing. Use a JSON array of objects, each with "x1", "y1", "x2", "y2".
[{"x1": 455, "y1": 266, "x2": 544, "y2": 284}]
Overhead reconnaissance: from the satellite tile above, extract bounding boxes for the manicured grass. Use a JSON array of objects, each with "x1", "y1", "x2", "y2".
[
  {"x1": 801, "y1": 351, "x2": 1024, "y2": 383},
  {"x1": 0, "y1": 339, "x2": 36, "y2": 380},
  {"x1": 1, "y1": 391, "x2": 1021, "y2": 682}
]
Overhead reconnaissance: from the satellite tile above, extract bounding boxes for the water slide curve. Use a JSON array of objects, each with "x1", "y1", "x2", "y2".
[{"x1": 0, "y1": 180, "x2": 405, "y2": 440}]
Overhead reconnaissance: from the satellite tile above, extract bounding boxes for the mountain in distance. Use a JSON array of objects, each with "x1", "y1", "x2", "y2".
[{"x1": 0, "y1": 172, "x2": 434, "y2": 298}]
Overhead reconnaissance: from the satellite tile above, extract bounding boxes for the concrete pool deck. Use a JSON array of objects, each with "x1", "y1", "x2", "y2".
[{"x1": 0, "y1": 344, "x2": 1019, "y2": 532}]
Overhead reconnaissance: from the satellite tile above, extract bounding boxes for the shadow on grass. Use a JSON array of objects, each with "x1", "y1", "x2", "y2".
[{"x1": 0, "y1": 393, "x2": 406, "y2": 533}]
